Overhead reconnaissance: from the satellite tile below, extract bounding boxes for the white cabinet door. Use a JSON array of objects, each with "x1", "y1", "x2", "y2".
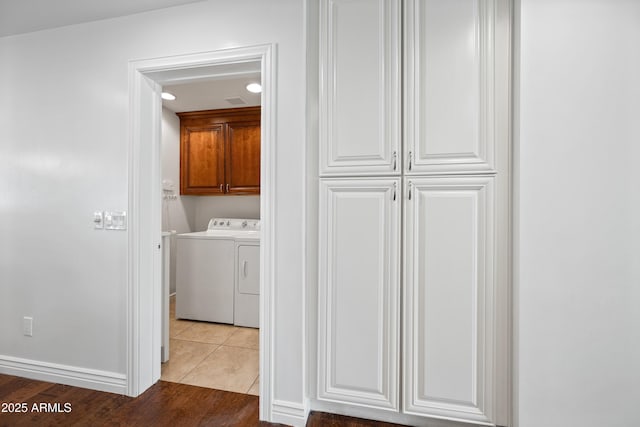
[
  {"x1": 318, "y1": 178, "x2": 400, "y2": 410},
  {"x1": 319, "y1": 0, "x2": 401, "y2": 176},
  {"x1": 403, "y1": 176, "x2": 496, "y2": 424},
  {"x1": 404, "y1": 0, "x2": 497, "y2": 175}
]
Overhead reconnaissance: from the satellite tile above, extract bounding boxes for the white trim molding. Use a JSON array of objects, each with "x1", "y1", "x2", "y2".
[
  {"x1": 0, "y1": 355, "x2": 127, "y2": 395},
  {"x1": 127, "y1": 44, "x2": 277, "y2": 422},
  {"x1": 271, "y1": 399, "x2": 309, "y2": 427}
]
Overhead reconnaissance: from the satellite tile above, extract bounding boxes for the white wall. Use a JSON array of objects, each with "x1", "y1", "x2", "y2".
[
  {"x1": 161, "y1": 107, "x2": 196, "y2": 234},
  {"x1": 161, "y1": 107, "x2": 194, "y2": 295},
  {"x1": 516, "y1": 1, "x2": 640, "y2": 426},
  {"x1": 192, "y1": 196, "x2": 260, "y2": 231},
  {"x1": 0, "y1": 0, "x2": 305, "y2": 416}
]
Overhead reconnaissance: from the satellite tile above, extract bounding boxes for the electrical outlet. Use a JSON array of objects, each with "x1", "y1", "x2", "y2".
[{"x1": 23, "y1": 316, "x2": 33, "y2": 337}]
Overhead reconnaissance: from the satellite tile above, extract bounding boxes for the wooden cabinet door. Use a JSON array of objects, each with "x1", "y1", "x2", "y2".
[
  {"x1": 180, "y1": 124, "x2": 225, "y2": 195},
  {"x1": 318, "y1": 178, "x2": 400, "y2": 410},
  {"x1": 403, "y1": 176, "x2": 496, "y2": 424},
  {"x1": 319, "y1": 0, "x2": 401, "y2": 176},
  {"x1": 178, "y1": 107, "x2": 261, "y2": 195},
  {"x1": 226, "y1": 120, "x2": 261, "y2": 195}
]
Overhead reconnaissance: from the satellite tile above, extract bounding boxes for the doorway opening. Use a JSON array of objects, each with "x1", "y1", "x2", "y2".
[
  {"x1": 160, "y1": 75, "x2": 261, "y2": 395},
  {"x1": 128, "y1": 45, "x2": 276, "y2": 421}
]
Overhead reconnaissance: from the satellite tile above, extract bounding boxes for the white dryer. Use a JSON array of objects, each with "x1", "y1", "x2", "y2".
[
  {"x1": 176, "y1": 218, "x2": 260, "y2": 325},
  {"x1": 234, "y1": 234, "x2": 260, "y2": 328}
]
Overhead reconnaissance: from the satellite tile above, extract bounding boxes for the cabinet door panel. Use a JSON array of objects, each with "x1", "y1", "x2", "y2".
[
  {"x1": 405, "y1": 0, "x2": 495, "y2": 174},
  {"x1": 319, "y1": 178, "x2": 400, "y2": 410},
  {"x1": 404, "y1": 176, "x2": 495, "y2": 423},
  {"x1": 181, "y1": 124, "x2": 225, "y2": 194},
  {"x1": 320, "y1": 0, "x2": 401, "y2": 175},
  {"x1": 227, "y1": 120, "x2": 261, "y2": 194}
]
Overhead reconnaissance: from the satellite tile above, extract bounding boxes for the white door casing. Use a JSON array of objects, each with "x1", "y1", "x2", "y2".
[{"x1": 128, "y1": 45, "x2": 276, "y2": 422}]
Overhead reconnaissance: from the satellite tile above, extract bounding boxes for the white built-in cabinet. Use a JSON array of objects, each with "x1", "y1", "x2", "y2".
[{"x1": 318, "y1": 0, "x2": 511, "y2": 425}]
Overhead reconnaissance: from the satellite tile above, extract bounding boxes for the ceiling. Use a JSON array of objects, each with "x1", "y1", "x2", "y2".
[
  {"x1": 0, "y1": 0, "x2": 261, "y2": 113},
  {"x1": 0, "y1": 0, "x2": 204, "y2": 37},
  {"x1": 162, "y1": 74, "x2": 262, "y2": 113}
]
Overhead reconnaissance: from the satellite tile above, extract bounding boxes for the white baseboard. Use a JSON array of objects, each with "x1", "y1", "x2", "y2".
[
  {"x1": 271, "y1": 399, "x2": 309, "y2": 427},
  {"x1": 0, "y1": 355, "x2": 127, "y2": 395}
]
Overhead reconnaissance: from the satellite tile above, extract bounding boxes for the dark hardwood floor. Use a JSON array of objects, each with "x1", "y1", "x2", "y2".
[
  {"x1": 0, "y1": 374, "x2": 407, "y2": 427},
  {"x1": 0, "y1": 374, "x2": 281, "y2": 427},
  {"x1": 306, "y1": 411, "x2": 405, "y2": 427}
]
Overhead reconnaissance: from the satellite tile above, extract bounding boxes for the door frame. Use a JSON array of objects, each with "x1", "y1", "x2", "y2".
[{"x1": 127, "y1": 44, "x2": 276, "y2": 421}]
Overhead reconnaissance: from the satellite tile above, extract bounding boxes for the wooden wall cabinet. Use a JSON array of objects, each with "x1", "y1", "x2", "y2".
[{"x1": 178, "y1": 107, "x2": 261, "y2": 195}]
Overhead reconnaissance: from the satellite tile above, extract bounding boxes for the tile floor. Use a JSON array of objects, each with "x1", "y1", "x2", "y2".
[{"x1": 161, "y1": 295, "x2": 260, "y2": 396}]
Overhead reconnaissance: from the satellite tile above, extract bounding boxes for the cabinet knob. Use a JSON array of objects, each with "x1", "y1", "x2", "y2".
[{"x1": 219, "y1": 184, "x2": 224, "y2": 192}]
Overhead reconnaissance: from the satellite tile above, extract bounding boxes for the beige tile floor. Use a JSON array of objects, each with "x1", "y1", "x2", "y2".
[{"x1": 161, "y1": 295, "x2": 259, "y2": 396}]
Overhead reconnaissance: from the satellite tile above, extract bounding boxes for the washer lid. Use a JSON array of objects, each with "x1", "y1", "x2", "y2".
[{"x1": 176, "y1": 230, "x2": 237, "y2": 239}]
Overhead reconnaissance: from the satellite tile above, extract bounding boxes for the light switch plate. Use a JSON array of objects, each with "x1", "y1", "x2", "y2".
[
  {"x1": 94, "y1": 211, "x2": 104, "y2": 229},
  {"x1": 104, "y1": 211, "x2": 127, "y2": 230}
]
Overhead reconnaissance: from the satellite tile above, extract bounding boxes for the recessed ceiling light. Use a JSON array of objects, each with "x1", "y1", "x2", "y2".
[
  {"x1": 246, "y1": 83, "x2": 262, "y2": 94},
  {"x1": 161, "y1": 92, "x2": 176, "y2": 101}
]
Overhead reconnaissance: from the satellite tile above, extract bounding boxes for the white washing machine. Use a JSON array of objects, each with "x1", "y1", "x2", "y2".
[{"x1": 176, "y1": 218, "x2": 260, "y2": 325}]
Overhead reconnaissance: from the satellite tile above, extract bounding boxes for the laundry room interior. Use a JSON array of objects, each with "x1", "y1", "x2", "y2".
[{"x1": 159, "y1": 73, "x2": 262, "y2": 396}]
